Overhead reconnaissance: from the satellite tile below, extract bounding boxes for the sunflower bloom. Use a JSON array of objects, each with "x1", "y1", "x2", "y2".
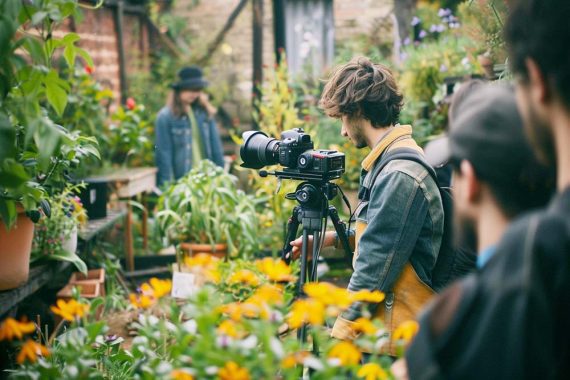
[
  {"x1": 50, "y1": 299, "x2": 90, "y2": 321},
  {"x1": 352, "y1": 318, "x2": 378, "y2": 335},
  {"x1": 229, "y1": 270, "x2": 260, "y2": 287},
  {"x1": 170, "y1": 369, "x2": 194, "y2": 380},
  {"x1": 255, "y1": 258, "x2": 296, "y2": 282},
  {"x1": 287, "y1": 298, "x2": 325, "y2": 328},
  {"x1": 218, "y1": 361, "x2": 250, "y2": 380},
  {"x1": 392, "y1": 320, "x2": 420, "y2": 342},
  {"x1": 328, "y1": 341, "x2": 361, "y2": 366},
  {"x1": 357, "y1": 363, "x2": 388, "y2": 380},
  {"x1": 16, "y1": 339, "x2": 50, "y2": 364},
  {"x1": 0, "y1": 318, "x2": 36, "y2": 341}
]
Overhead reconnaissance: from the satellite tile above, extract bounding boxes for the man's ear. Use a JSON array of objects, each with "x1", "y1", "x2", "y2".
[
  {"x1": 460, "y1": 160, "x2": 481, "y2": 204},
  {"x1": 525, "y1": 58, "x2": 550, "y2": 105}
]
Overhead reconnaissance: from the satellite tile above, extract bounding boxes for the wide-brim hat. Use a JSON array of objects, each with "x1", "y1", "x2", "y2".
[{"x1": 171, "y1": 65, "x2": 208, "y2": 90}]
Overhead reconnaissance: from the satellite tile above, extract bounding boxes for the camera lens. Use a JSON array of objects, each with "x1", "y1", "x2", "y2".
[{"x1": 240, "y1": 131, "x2": 280, "y2": 169}]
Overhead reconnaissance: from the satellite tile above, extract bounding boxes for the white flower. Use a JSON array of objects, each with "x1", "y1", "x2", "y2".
[
  {"x1": 182, "y1": 319, "x2": 197, "y2": 335},
  {"x1": 270, "y1": 337, "x2": 284, "y2": 358},
  {"x1": 236, "y1": 335, "x2": 258, "y2": 351},
  {"x1": 205, "y1": 366, "x2": 219, "y2": 375},
  {"x1": 327, "y1": 358, "x2": 341, "y2": 367},
  {"x1": 304, "y1": 356, "x2": 324, "y2": 371}
]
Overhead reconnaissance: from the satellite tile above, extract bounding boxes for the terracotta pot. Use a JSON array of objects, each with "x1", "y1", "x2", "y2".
[
  {"x1": 69, "y1": 268, "x2": 106, "y2": 296},
  {"x1": 179, "y1": 242, "x2": 228, "y2": 259},
  {"x1": 0, "y1": 210, "x2": 35, "y2": 290}
]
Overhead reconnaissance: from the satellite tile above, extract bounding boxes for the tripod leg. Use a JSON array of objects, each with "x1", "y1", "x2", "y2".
[
  {"x1": 328, "y1": 206, "x2": 353, "y2": 265},
  {"x1": 281, "y1": 206, "x2": 301, "y2": 264}
]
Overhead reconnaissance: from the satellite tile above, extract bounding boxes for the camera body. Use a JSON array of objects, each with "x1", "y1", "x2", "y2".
[{"x1": 240, "y1": 128, "x2": 345, "y2": 180}]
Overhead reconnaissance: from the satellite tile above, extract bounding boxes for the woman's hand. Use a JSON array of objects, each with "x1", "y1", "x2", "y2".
[{"x1": 198, "y1": 92, "x2": 217, "y2": 117}]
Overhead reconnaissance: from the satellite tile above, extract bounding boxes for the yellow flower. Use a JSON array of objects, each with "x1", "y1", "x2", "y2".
[
  {"x1": 352, "y1": 318, "x2": 378, "y2": 335},
  {"x1": 255, "y1": 258, "x2": 295, "y2": 282},
  {"x1": 129, "y1": 293, "x2": 155, "y2": 309},
  {"x1": 304, "y1": 282, "x2": 353, "y2": 308},
  {"x1": 0, "y1": 318, "x2": 36, "y2": 341},
  {"x1": 281, "y1": 351, "x2": 310, "y2": 369},
  {"x1": 357, "y1": 363, "x2": 388, "y2": 380},
  {"x1": 287, "y1": 298, "x2": 325, "y2": 328},
  {"x1": 392, "y1": 320, "x2": 420, "y2": 342},
  {"x1": 328, "y1": 341, "x2": 362, "y2": 366},
  {"x1": 149, "y1": 278, "x2": 172, "y2": 298},
  {"x1": 184, "y1": 253, "x2": 220, "y2": 268},
  {"x1": 247, "y1": 284, "x2": 284, "y2": 306},
  {"x1": 16, "y1": 339, "x2": 50, "y2": 364},
  {"x1": 204, "y1": 267, "x2": 221, "y2": 284},
  {"x1": 217, "y1": 320, "x2": 240, "y2": 338},
  {"x1": 218, "y1": 361, "x2": 250, "y2": 380},
  {"x1": 50, "y1": 299, "x2": 90, "y2": 321},
  {"x1": 170, "y1": 369, "x2": 194, "y2": 380},
  {"x1": 350, "y1": 289, "x2": 385, "y2": 303},
  {"x1": 229, "y1": 270, "x2": 260, "y2": 287}
]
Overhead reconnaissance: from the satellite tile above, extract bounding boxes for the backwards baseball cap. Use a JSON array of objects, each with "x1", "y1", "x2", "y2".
[{"x1": 429, "y1": 83, "x2": 539, "y2": 186}]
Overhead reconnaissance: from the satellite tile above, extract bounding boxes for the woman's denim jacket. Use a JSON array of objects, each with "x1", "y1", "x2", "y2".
[
  {"x1": 342, "y1": 129, "x2": 444, "y2": 321},
  {"x1": 155, "y1": 105, "x2": 225, "y2": 186}
]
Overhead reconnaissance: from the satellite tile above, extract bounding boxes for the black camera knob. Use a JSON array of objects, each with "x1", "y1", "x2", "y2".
[
  {"x1": 298, "y1": 152, "x2": 313, "y2": 169},
  {"x1": 295, "y1": 184, "x2": 318, "y2": 204}
]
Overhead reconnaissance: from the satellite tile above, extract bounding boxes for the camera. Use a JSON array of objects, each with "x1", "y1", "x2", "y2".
[{"x1": 240, "y1": 128, "x2": 345, "y2": 181}]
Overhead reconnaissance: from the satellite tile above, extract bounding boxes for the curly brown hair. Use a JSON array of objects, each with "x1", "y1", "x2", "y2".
[{"x1": 319, "y1": 57, "x2": 404, "y2": 128}]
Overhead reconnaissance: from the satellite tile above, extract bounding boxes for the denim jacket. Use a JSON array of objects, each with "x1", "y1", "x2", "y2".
[
  {"x1": 341, "y1": 125, "x2": 444, "y2": 321},
  {"x1": 155, "y1": 105, "x2": 225, "y2": 186}
]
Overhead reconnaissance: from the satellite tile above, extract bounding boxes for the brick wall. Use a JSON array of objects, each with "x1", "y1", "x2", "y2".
[{"x1": 59, "y1": 6, "x2": 151, "y2": 103}]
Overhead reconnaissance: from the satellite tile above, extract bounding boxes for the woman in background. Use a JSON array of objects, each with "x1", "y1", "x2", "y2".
[{"x1": 155, "y1": 66, "x2": 224, "y2": 186}]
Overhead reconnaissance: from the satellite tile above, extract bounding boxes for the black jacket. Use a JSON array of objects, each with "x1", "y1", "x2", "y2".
[{"x1": 406, "y1": 188, "x2": 570, "y2": 379}]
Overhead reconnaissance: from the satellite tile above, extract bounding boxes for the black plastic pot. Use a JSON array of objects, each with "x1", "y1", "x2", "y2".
[{"x1": 78, "y1": 178, "x2": 108, "y2": 220}]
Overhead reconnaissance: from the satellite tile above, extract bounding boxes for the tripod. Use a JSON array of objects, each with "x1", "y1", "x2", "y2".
[{"x1": 279, "y1": 180, "x2": 353, "y2": 343}]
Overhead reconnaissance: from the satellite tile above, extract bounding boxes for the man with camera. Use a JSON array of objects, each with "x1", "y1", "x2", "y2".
[{"x1": 291, "y1": 57, "x2": 445, "y2": 352}]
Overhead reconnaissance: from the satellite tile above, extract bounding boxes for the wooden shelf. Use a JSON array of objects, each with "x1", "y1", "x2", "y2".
[{"x1": 0, "y1": 262, "x2": 70, "y2": 318}]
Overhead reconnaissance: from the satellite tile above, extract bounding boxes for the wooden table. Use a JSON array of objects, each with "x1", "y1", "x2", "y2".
[{"x1": 88, "y1": 167, "x2": 158, "y2": 272}]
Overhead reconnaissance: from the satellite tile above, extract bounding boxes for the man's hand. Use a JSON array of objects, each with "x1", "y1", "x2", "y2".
[
  {"x1": 391, "y1": 359, "x2": 409, "y2": 380},
  {"x1": 288, "y1": 231, "x2": 336, "y2": 260}
]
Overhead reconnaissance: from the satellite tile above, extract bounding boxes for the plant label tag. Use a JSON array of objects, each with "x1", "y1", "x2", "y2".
[{"x1": 171, "y1": 272, "x2": 197, "y2": 299}]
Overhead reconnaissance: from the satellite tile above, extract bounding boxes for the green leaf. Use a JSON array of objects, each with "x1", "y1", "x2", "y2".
[
  {"x1": 45, "y1": 75, "x2": 68, "y2": 115},
  {"x1": 63, "y1": 44, "x2": 76, "y2": 68},
  {"x1": 0, "y1": 160, "x2": 29, "y2": 188},
  {"x1": 0, "y1": 112, "x2": 15, "y2": 161},
  {"x1": 31, "y1": 11, "x2": 47, "y2": 26},
  {"x1": 50, "y1": 248, "x2": 87, "y2": 274},
  {"x1": 22, "y1": 36, "x2": 46, "y2": 65},
  {"x1": 62, "y1": 33, "x2": 80, "y2": 44},
  {"x1": 76, "y1": 47, "x2": 94, "y2": 69},
  {"x1": 0, "y1": 199, "x2": 17, "y2": 228}
]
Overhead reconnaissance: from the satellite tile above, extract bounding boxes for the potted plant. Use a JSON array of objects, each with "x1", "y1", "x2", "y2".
[
  {"x1": 0, "y1": 0, "x2": 99, "y2": 289},
  {"x1": 31, "y1": 185, "x2": 88, "y2": 274},
  {"x1": 156, "y1": 160, "x2": 261, "y2": 259}
]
